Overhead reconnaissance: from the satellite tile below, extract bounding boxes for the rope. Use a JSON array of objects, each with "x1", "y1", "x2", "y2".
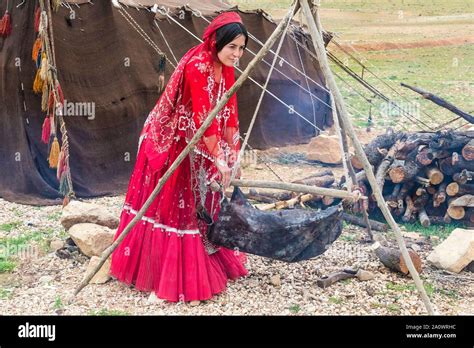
[
  {"x1": 231, "y1": 7, "x2": 293, "y2": 182},
  {"x1": 154, "y1": 19, "x2": 178, "y2": 67},
  {"x1": 157, "y1": 6, "x2": 324, "y2": 132},
  {"x1": 331, "y1": 39, "x2": 440, "y2": 123},
  {"x1": 292, "y1": 29, "x2": 317, "y2": 128}
]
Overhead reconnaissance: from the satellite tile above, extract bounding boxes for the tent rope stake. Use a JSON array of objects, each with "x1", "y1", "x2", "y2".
[{"x1": 303, "y1": 0, "x2": 434, "y2": 314}]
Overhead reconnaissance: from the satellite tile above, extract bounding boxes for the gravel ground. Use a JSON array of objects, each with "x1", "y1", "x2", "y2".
[
  {"x1": 1, "y1": 193, "x2": 473, "y2": 316},
  {"x1": 0, "y1": 157, "x2": 473, "y2": 315}
]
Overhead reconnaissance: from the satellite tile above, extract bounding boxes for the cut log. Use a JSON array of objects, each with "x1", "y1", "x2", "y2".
[
  {"x1": 426, "y1": 185, "x2": 437, "y2": 195},
  {"x1": 429, "y1": 216, "x2": 451, "y2": 225},
  {"x1": 433, "y1": 182, "x2": 447, "y2": 207},
  {"x1": 388, "y1": 159, "x2": 420, "y2": 183},
  {"x1": 418, "y1": 208, "x2": 430, "y2": 227},
  {"x1": 416, "y1": 147, "x2": 450, "y2": 166},
  {"x1": 452, "y1": 152, "x2": 474, "y2": 171},
  {"x1": 341, "y1": 213, "x2": 388, "y2": 232},
  {"x1": 425, "y1": 166, "x2": 444, "y2": 185},
  {"x1": 402, "y1": 196, "x2": 415, "y2": 223},
  {"x1": 446, "y1": 182, "x2": 474, "y2": 196},
  {"x1": 461, "y1": 139, "x2": 474, "y2": 161},
  {"x1": 375, "y1": 146, "x2": 397, "y2": 191},
  {"x1": 444, "y1": 212, "x2": 452, "y2": 224},
  {"x1": 375, "y1": 246, "x2": 422, "y2": 275},
  {"x1": 292, "y1": 174, "x2": 335, "y2": 188},
  {"x1": 447, "y1": 197, "x2": 466, "y2": 220},
  {"x1": 387, "y1": 184, "x2": 402, "y2": 208},
  {"x1": 394, "y1": 133, "x2": 433, "y2": 160},
  {"x1": 361, "y1": 129, "x2": 402, "y2": 167},
  {"x1": 322, "y1": 195, "x2": 335, "y2": 206},
  {"x1": 449, "y1": 194, "x2": 474, "y2": 207},
  {"x1": 452, "y1": 169, "x2": 474, "y2": 185}
]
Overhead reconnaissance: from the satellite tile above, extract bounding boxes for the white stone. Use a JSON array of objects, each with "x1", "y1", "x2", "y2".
[
  {"x1": 85, "y1": 256, "x2": 111, "y2": 284},
  {"x1": 427, "y1": 228, "x2": 474, "y2": 273},
  {"x1": 68, "y1": 223, "x2": 115, "y2": 257},
  {"x1": 61, "y1": 200, "x2": 119, "y2": 230}
]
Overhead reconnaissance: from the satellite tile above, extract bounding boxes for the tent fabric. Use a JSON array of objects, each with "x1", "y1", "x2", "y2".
[{"x1": 0, "y1": 1, "x2": 332, "y2": 205}]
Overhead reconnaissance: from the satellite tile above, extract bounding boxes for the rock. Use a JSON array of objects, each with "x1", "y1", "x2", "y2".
[
  {"x1": 270, "y1": 274, "x2": 281, "y2": 287},
  {"x1": 147, "y1": 292, "x2": 160, "y2": 305},
  {"x1": 427, "y1": 228, "x2": 474, "y2": 273},
  {"x1": 84, "y1": 256, "x2": 111, "y2": 284},
  {"x1": 39, "y1": 275, "x2": 54, "y2": 284},
  {"x1": 402, "y1": 232, "x2": 423, "y2": 241},
  {"x1": 306, "y1": 134, "x2": 343, "y2": 164},
  {"x1": 409, "y1": 243, "x2": 421, "y2": 252},
  {"x1": 356, "y1": 269, "x2": 375, "y2": 281},
  {"x1": 61, "y1": 200, "x2": 119, "y2": 230},
  {"x1": 465, "y1": 261, "x2": 474, "y2": 273},
  {"x1": 50, "y1": 239, "x2": 64, "y2": 251},
  {"x1": 373, "y1": 233, "x2": 388, "y2": 246},
  {"x1": 68, "y1": 223, "x2": 115, "y2": 257}
]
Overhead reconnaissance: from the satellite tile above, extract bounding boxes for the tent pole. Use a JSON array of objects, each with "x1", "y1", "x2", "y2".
[
  {"x1": 300, "y1": 0, "x2": 435, "y2": 314},
  {"x1": 71, "y1": 0, "x2": 299, "y2": 300}
]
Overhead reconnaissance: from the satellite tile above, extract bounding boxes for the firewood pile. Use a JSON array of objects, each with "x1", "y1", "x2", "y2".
[{"x1": 350, "y1": 129, "x2": 474, "y2": 227}]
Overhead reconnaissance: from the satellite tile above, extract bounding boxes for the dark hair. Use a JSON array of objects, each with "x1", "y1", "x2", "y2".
[{"x1": 215, "y1": 22, "x2": 248, "y2": 53}]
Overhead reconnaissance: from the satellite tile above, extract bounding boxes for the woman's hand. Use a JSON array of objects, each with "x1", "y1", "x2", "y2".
[{"x1": 215, "y1": 160, "x2": 231, "y2": 189}]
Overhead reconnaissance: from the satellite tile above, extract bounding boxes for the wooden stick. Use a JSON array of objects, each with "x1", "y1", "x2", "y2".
[
  {"x1": 401, "y1": 82, "x2": 474, "y2": 124},
  {"x1": 71, "y1": 2, "x2": 299, "y2": 299},
  {"x1": 341, "y1": 213, "x2": 388, "y2": 232},
  {"x1": 231, "y1": 179, "x2": 361, "y2": 201},
  {"x1": 303, "y1": 0, "x2": 434, "y2": 314}
]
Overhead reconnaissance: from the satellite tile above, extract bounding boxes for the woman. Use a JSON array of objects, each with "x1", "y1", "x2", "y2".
[{"x1": 110, "y1": 12, "x2": 249, "y2": 303}]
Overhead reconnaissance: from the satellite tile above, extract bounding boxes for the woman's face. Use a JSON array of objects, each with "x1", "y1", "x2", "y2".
[{"x1": 217, "y1": 34, "x2": 246, "y2": 67}]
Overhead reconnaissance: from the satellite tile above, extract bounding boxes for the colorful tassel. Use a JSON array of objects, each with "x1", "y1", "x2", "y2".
[
  {"x1": 34, "y1": 7, "x2": 41, "y2": 33},
  {"x1": 52, "y1": 0, "x2": 61, "y2": 12},
  {"x1": 41, "y1": 116, "x2": 51, "y2": 144},
  {"x1": 62, "y1": 195, "x2": 70, "y2": 207},
  {"x1": 41, "y1": 83, "x2": 49, "y2": 111},
  {"x1": 56, "y1": 150, "x2": 65, "y2": 180},
  {"x1": 33, "y1": 69, "x2": 44, "y2": 94},
  {"x1": 48, "y1": 136, "x2": 60, "y2": 169},
  {"x1": 59, "y1": 170, "x2": 71, "y2": 197},
  {"x1": 47, "y1": 89, "x2": 55, "y2": 111},
  {"x1": 0, "y1": 10, "x2": 12, "y2": 37},
  {"x1": 56, "y1": 84, "x2": 64, "y2": 105},
  {"x1": 32, "y1": 37, "x2": 42, "y2": 62},
  {"x1": 40, "y1": 52, "x2": 48, "y2": 80}
]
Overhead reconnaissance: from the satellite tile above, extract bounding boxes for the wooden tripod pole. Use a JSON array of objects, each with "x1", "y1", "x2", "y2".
[
  {"x1": 300, "y1": 0, "x2": 434, "y2": 314},
  {"x1": 71, "y1": 1, "x2": 299, "y2": 299}
]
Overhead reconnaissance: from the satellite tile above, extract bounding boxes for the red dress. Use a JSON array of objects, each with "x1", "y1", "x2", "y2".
[{"x1": 110, "y1": 13, "x2": 248, "y2": 303}]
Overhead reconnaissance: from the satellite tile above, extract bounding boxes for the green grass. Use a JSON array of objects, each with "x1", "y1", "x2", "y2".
[
  {"x1": 386, "y1": 280, "x2": 458, "y2": 299},
  {"x1": 329, "y1": 296, "x2": 344, "y2": 304},
  {"x1": 332, "y1": 44, "x2": 474, "y2": 131},
  {"x1": 387, "y1": 303, "x2": 401, "y2": 313},
  {"x1": 53, "y1": 295, "x2": 64, "y2": 310},
  {"x1": 47, "y1": 211, "x2": 62, "y2": 221},
  {"x1": 0, "y1": 229, "x2": 59, "y2": 273},
  {"x1": 232, "y1": 0, "x2": 471, "y2": 15},
  {"x1": 0, "y1": 221, "x2": 22, "y2": 233},
  {"x1": 403, "y1": 221, "x2": 461, "y2": 241},
  {"x1": 0, "y1": 288, "x2": 14, "y2": 299},
  {"x1": 89, "y1": 309, "x2": 130, "y2": 316}
]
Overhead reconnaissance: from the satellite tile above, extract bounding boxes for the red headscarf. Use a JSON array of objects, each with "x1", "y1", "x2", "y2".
[{"x1": 141, "y1": 12, "x2": 244, "y2": 173}]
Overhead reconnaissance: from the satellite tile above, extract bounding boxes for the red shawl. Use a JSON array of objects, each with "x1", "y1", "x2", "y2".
[{"x1": 141, "y1": 12, "x2": 243, "y2": 173}]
